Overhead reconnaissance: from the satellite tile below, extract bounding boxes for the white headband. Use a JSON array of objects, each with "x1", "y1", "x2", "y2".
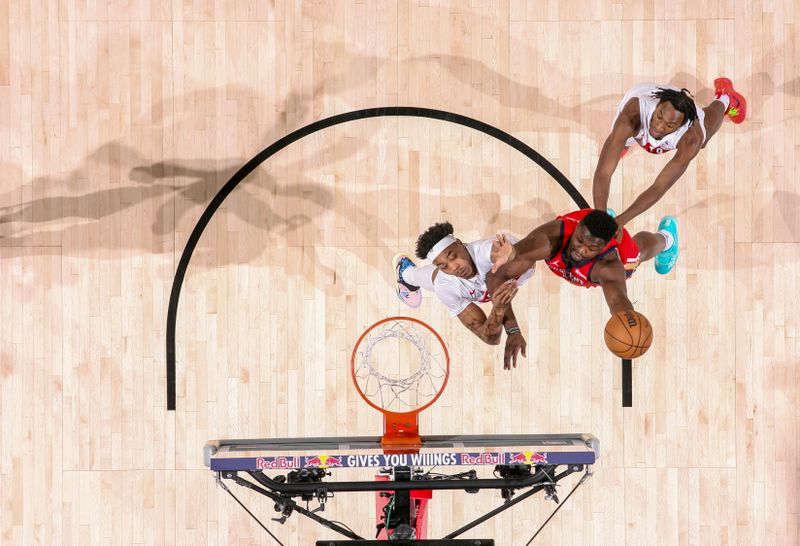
[{"x1": 426, "y1": 234, "x2": 457, "y2": 261}]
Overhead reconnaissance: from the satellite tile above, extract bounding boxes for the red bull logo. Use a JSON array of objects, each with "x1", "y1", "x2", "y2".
[
  {"x1": 460, "y1": 452, "x2": 503, "y2": 465},
  {"x1": 304, "y1": 455, "x2": 344, "y2": 468},
  {"x1": 508, "y1": 451, "x2": 548, "y2": 465},
  {"x1": 255, "y1": 456, "x2": 301, "y2": 469}
]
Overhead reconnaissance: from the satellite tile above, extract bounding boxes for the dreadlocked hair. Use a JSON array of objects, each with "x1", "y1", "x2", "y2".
[
  {"x1": 581, "y1": 210, "x2": 618, "y2": 243},
  {"x1": 416, "y1": 221, "x2": 454, "y2": 260},
  {"x1": 653, "y1": 87, "x2": 698, "y2": 124}
]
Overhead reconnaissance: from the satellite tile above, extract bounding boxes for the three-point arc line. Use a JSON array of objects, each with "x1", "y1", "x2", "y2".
[{"x1": 165, "y1": 106, "x2": 633, "y2": 411}]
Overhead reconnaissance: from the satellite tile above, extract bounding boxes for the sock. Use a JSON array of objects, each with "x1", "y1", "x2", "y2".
[
  {"x1": 658, "y1": 230, "x2": 675, "y2": 251},
  {"x1": 714, "y1": 94, "x2": 731, "y2": 110},
  {"x1": 401, "y1": 264, "x2": 436, "y2": 291}
]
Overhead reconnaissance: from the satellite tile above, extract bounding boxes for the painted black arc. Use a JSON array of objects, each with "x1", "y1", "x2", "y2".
[{"x1": 166, "y1": 106, "x2": 591, "y2": 411}]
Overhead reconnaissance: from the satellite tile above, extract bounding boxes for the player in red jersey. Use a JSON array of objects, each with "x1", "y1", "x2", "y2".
[{"x1": 489, "y1": 209, "x2": 678, "y2": 315}]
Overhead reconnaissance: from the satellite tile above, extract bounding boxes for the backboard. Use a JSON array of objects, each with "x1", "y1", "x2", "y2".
[
  {"x1": 204, "y1": 433, "x2": 599, "y2": 472},
  {"x1": 204, "y1": 433, "x2": 599, "y2": 543}
]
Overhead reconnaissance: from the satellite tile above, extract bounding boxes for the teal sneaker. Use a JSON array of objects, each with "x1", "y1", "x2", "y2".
[
  {"x1": 393, "y1": 253, "x2": 423, "y2": 308},
  {"x1": 654, "y1": 216, "x2": 679, "y2": 274}
]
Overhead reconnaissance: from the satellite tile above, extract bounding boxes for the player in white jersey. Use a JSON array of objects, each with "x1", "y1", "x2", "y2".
[
  {"x1": 392, "y1": 222, "x2": 535, "y2": 370},
  {"x1": 593, "y1": 77, "x2": 747, "y2": 232}
]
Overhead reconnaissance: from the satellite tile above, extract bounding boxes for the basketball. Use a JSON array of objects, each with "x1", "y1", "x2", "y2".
[{"x1": 604, "y1": 310, "x2": 653, "y2": 359}]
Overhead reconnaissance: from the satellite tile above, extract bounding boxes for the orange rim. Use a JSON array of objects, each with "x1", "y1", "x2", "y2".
[{"x1": 350, "y1": 316, "x2": 450, "y2": 419}]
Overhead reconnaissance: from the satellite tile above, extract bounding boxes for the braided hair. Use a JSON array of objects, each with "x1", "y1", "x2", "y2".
[{"x1": 653, "y1": 87, "x2": 698, "y2": 125}]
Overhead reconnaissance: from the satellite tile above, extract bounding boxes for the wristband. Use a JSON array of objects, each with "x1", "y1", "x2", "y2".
[{"x1": 505, "y1": 326, "x2": 521, "y2": 335}]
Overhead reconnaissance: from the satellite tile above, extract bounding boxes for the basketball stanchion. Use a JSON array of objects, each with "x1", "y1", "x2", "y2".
[{"x1": 203, "y1": 316, "x2": 601, "y2": 544}]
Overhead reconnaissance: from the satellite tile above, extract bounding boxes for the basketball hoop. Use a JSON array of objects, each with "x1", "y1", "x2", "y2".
[{"x1": 351, "y1": 316, "x2": 450, "y2": 452}]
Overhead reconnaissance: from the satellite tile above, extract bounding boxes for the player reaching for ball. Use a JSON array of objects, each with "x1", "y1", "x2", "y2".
[
  {"x1": 488, "y1": 209, "x2": 678, "y2": 318},
  {"x1": 593, "y1": 79, "x2": 747, "y2": 233}
]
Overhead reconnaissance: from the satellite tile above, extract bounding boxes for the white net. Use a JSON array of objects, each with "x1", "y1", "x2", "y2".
[{"x1": 352, "y1": 318, "x2": 449, "y2": 413}]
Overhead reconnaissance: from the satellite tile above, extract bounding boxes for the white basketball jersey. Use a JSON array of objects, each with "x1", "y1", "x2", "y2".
[
  {"x1": 433, "y1": 235, "x2": 535, "y2": 317},
  {"x1": 616, "y1": 83, "x2": 705, "y2": 154}
]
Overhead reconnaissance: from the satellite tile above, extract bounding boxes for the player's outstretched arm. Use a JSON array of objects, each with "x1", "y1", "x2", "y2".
[
  {"x1": 595, "y1": 261, "x2": 635, "y2": 315},
  {"x1": 501, "y1": 304, "x2": 526, "y2": 370},
  {"x1": 593, "y1": 101, "x2": 638, "y2": 211},
  {"x1": 490, "y1": 221, "x2": 558, "y2": 274},
  {"x1": 456, "y1": 280, "x2": 519, "y2": 346},
  {"x1": 616, "y1": 134, "x2": 700, "y2": 227}
]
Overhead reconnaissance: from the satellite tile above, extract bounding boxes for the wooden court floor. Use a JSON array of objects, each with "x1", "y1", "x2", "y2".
[{"x1": 0, "y1": 2, "x2": 797, "y2": 545}]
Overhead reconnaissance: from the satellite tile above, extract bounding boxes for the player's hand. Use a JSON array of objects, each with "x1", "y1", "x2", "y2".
[
  {"x1": 613, "y1": 219, "x2": 624, "y2": 242},
  {"x1": 491, "y1": 234, "x2": 516, "y2": 273},
  {"x1": 491, "y1": 279, "x2": 518, "y2": 308},
  {"x1": 503, "y1": 332, "x2": 527, "y2": 370}
]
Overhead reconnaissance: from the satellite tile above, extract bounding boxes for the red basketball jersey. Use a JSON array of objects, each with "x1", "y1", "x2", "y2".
[{"x1": 545, "y1": 209, "x2": 641, "y2": 288}]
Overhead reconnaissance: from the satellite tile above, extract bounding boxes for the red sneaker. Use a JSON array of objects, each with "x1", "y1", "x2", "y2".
[{"x1": 713, "y1": 77, "x2": 747, "y2": 124}]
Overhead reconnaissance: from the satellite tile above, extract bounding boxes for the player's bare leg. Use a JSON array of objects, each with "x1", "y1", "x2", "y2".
[
  {"x1": 700, "y1": 101, "x2": 726, "y2": 148},
  {"x1": 632, "y1": 231, "x2": 667, "y2": 263}
]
